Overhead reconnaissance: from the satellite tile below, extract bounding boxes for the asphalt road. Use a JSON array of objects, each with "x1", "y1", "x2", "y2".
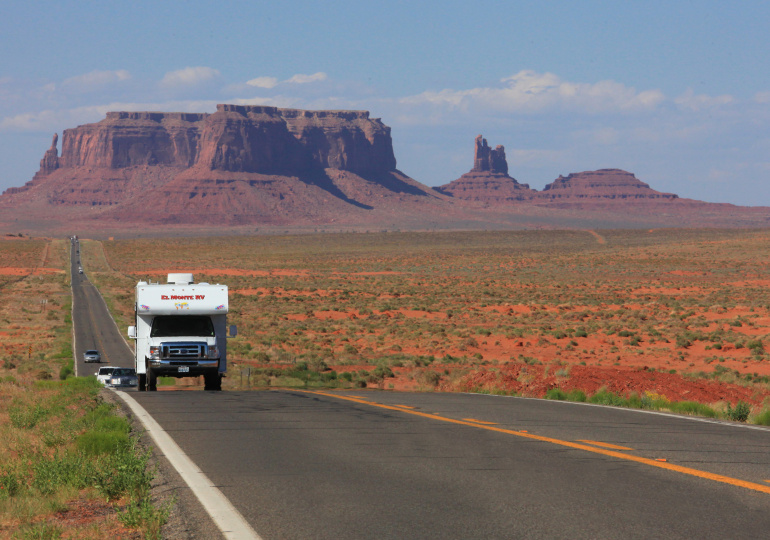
[
  {"x1": 70, "y1": 238, "x2": 133, "y2": 376},
  {"x1": 69, "y1": 241, "x2": 770, "y2": 539}
]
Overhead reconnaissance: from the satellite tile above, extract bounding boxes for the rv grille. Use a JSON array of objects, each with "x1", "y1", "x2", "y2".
[{"x1": 162, "y1": 342, "x2": 206, "y2": 359}]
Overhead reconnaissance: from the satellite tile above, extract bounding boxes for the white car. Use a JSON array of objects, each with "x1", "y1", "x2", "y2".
[
  {"x1": 96, "y1": 366, "x2": 118, "y2": 385},
  {"x1": 83, "y1": 349, "x2": 101, "y2": 363}
]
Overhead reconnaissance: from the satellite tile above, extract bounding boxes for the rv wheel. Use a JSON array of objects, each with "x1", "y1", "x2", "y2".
[
  {"x1": 204, "y1": 372, "x2": 222, "y2": 391},
  {"x1": 147, "y1": 369, "x2": 157, "y2": 391}
]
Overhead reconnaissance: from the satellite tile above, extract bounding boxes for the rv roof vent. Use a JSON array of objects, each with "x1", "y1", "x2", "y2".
[{"x1": 167, "y1": 273, "x2": 194, "y2": 285}]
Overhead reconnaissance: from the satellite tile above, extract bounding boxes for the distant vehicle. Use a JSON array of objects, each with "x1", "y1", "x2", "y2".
[
  {"x1": 96, "y1": 366, "x2": 118, "y2": 385},
  {"x1": 106, "y1": 367, "x2": 138, "y2": 388},
  {"x1": 83, "y1": 349, "x2": 101, "y2": 363},
  {"x1": 78, "y1": 267, "x2": 83, "y2": 274}
]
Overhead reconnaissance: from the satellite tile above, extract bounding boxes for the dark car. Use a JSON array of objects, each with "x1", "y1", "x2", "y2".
[
  {"x1": 106, "y1": 368, "x2": 138, "y2": 388},
  {"x1": 83, "y1": 349, "x2": 101, "y2": 363}
]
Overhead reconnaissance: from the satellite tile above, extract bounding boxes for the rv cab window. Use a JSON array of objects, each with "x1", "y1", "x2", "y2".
[{"x1": 150, "y1": 315, "x2": 215, "y2": 337}]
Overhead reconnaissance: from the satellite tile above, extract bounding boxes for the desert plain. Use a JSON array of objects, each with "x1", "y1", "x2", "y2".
[
  {"x1": 4, "y1": 228, "x2": 770, "y2": 409},
  {"x1": 27, "y1": 227, "x2": 762, "y2": 413}
]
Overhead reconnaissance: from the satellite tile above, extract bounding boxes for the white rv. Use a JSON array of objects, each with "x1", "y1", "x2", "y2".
[{"x1": 128, "y1": 273, "x2": 236, "y2": 391}]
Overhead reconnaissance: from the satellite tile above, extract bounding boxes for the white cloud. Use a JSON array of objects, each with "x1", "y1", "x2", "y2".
[
  {"x1": 509, "y1": 148, "x2": 567, "y2": 165},
  {"x1": 675, "y1": 88, "x2": 734, "y2": 111},
  {"x1": 62, "y1": 69, "x2": 131, "y2": 91},
  {"x1": 246, "y1": 76, "x2": 278, "y2": 89},
  {"x1": 754, "y1": 91, "x2": 770, "y2": 104},
  {"x1": 399, "y1": 70, "x2": 665, "y2": 114},
  {"x1": 159, "y1": 67, "x2": 220, "y2": 88},
  {"x1": 0, "y1": 100, "x2": 221, "y2": 132},
  {"x1": 231, "y1": 96, "x2": 304, "y2": 108},
  {"x1": 285, "y1": 72, "x2": 327, "y2": 84}
]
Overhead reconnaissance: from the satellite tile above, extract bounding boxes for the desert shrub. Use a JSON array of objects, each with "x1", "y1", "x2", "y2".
[
  {"x1": 32, "y1": 452, "x2": 96, "y2": 495},
  {"x1": 545, "y1": 388, "x2": 566, "y2": 400},
  {"x1": 626, "y1": 392, "x2": 643, "y2": 408},
  {"x1": 120, "y1": 496, "x2": 172, "y2": 540},
  {"x1": 76, "y1": 431, "x2": 130, "y2": 455},
  {"x1": 15, "y1": 523, "x2": 63, "y2": 539},
  {"x1": 373, "y1": 365, "x2": 394, "y2": 379},
  {"x1": 726, "y1": 401, "x2": 751, "y2": 422},
  {"x1": 308, "y1": 357, "x2": 329, "y2": 372},
  {"x1": 0, "y1": 471, "x2": 21, "y2": 498},
  {"x1": 9, "y1": 403, "x2": 49, "y2": 429},
  {"x1": 668, "y1": 401, "x2": 717, "y2": 418},
  {"x1": 94, "y1": 443, "x2": 153, "y2": 502},
  {"x1": 588, "y1": 390, "x2": 626, "y2": 406},
  {"x1": 566, "y1": 389, "x2": 587, "y2": 402},
  {"x1": 417, "y1": 370, "x2": 441, "y2": 387},
  {"x1": 752, "y1": 409, "x2": 770, "y2": 426},
  {"x1": 253, "y1": 351, "x2": 270, "y2": 363},
  {"x1": 59, "y1": 363, "x2": 74, "y2": 380}
]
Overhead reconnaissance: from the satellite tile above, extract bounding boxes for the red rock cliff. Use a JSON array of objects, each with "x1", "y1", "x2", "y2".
[{"x1": 49, "y1": 105, "x2": 396, "y2": 176}]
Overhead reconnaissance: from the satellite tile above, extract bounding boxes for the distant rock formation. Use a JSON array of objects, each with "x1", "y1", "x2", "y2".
[
  {"x1": 472, "y1": 135, "x2": 508, "y2": 174},
  {"x1": 536, "y1": 169, "x2": 679, "y2": 204},
  {"x1": 436, "y1": 135, "x2": 535, "y2": 203},
  {"x1": 46, "y1": 105, "x2": 397, "y2": 176},
  {"x1": 40, "y1": 133, "x2": 60, "y2": 175},
  {"x1": 4, "y1": 118, "x2": 770, "y2": 233},
  {"x1": 0, "y1": 105, "x2": 450, "y2": 226}
]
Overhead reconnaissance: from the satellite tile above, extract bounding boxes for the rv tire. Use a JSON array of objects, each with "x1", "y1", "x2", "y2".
[
  {"x1": 204, "y1": 372, "x2": 222, "y2": 391},
  {"x1": 147, "y1": 369, "x2": 157, "y2": 392}
]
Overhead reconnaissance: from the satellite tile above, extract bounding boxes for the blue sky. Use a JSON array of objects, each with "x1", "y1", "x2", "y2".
[{"x1": 1, "y1": 1, "x2": 769, "y2": 205}]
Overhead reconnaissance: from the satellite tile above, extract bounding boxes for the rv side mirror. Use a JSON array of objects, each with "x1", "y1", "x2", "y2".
[
  {"x1": 229, "y1": 325, "x2": 238, "y2": 337},
  {"x1": 128, "y1": 326, "x2": 137, "y2": 339}
]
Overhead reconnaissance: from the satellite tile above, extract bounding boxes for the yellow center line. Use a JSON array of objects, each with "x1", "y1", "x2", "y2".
[
  {"x1": 577, "y1": 440, "x2": 634, "y2": 451},
  {"x1": 463, "y1": 418, "x2": 499, "y2": 425},
  {"x1": 395, "y1": 405, "x2": 417, "y2": 409},
  {"x1": 299, "y1": 390, "x2": 770, "y2": 496}
]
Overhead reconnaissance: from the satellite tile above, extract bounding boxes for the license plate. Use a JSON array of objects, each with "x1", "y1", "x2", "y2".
[{"x1": 178, "y1": 366, "x2": 190, "y2": 373}]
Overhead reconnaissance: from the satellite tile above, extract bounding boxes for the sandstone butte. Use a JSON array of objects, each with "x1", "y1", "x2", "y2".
[{"x1": 2, "y1": 106, "x2": 770, "y2": 234}]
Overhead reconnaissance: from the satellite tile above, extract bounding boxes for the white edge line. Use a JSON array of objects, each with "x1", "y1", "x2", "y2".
[{"x1": 114, "y1": 391, "x2": 262, "y2": 540}]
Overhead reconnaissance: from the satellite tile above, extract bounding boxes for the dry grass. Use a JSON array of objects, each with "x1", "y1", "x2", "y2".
[{"x1": 0, "y1": 237, "x2": 161, "y2": 538}]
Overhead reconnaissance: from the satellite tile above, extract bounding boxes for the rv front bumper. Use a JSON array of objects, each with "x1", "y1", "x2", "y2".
[{"x1": 148, "y1": 359, "x2": 220, "y2": 376}]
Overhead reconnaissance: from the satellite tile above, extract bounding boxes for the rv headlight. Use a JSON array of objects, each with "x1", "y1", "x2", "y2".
[
  {"x1": 149, "y1": 346, "x2": 160, "y2": 360},
  {"x1": 206, "y1": 346, "x2": 219, "y2": 359}
]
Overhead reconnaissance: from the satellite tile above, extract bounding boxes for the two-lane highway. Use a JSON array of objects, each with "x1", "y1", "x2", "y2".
[
  {"x1": 134, "y1": 389, "x2": 770, "y2": 539},
  {"x1": 70, "y1": 238, "x2": 133, "y2": 377},
  {"x1": 70, "y1": 240, "x2": 770, "y2": 539}
]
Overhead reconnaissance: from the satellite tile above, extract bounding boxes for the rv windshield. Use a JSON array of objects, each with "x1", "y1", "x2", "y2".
[{"x1": 150, "y1": 315, "x2": 215, "y2": 338}]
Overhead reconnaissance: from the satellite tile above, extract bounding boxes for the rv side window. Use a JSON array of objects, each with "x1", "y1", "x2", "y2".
[{"x1": 150, "y1": 315, "x2": 215, "y2": 338}]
